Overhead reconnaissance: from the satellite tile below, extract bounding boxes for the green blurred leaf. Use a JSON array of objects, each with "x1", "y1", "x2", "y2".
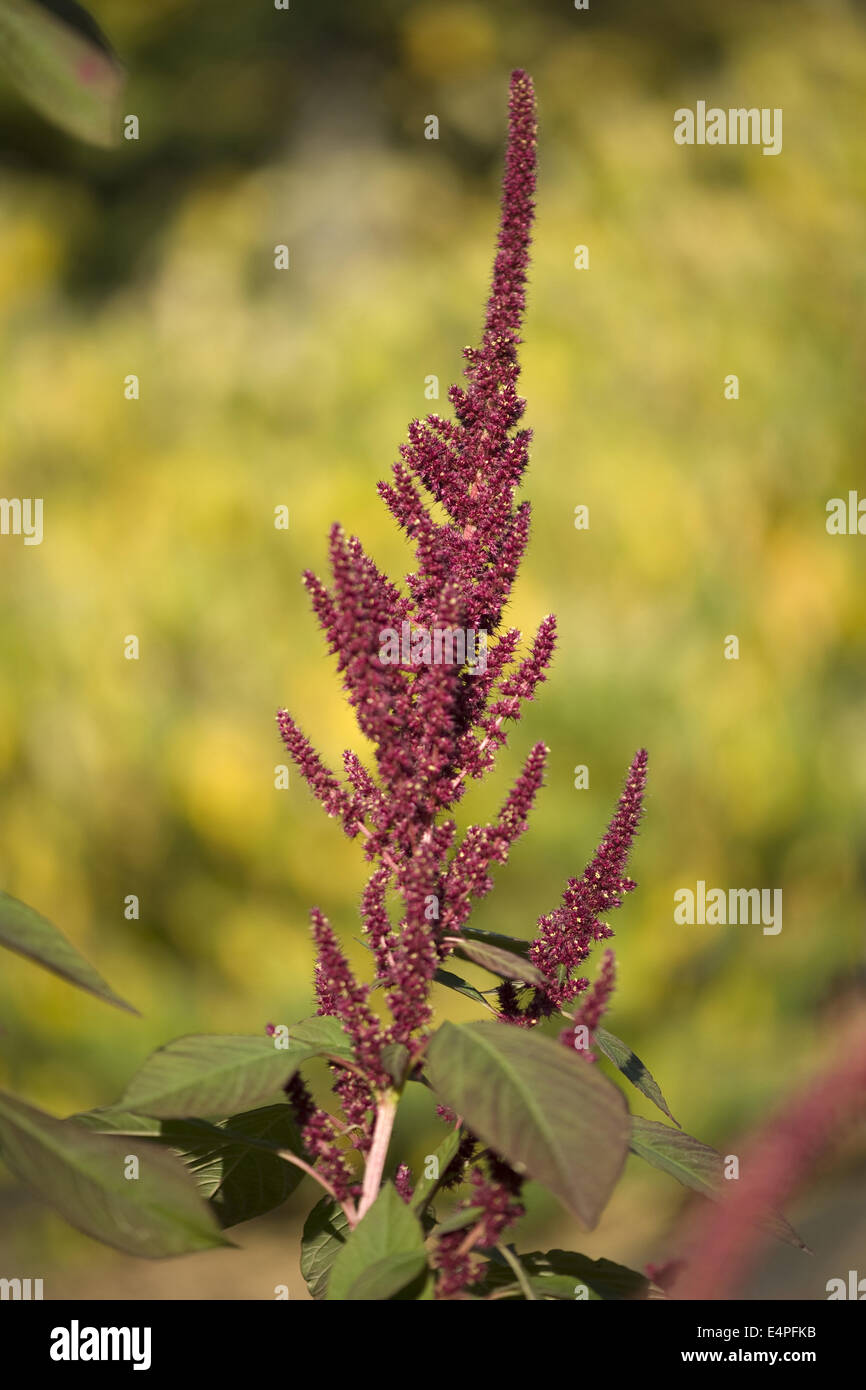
[
  {"x1": 629, "y1": 1117, "x2": 807, "y2": 1250},
  {"x1": 595, "y1": 1027, "x2": 679, "y2": 1125},
  {"x1": 0, "y1": 889, "x2": 135, "y2": 1012},
  {"x1": 75, "y1": 1102, "x2": 307, "y2": 1229},
  {"x1": 107, "y1": 1032, "x2": 346, "y2": 1119},
  {"x1": 74, "y1": 1109, "x2": 218, "y2": 1140},
  {"x1": 0, "y1": 0, "x2": 124, "y2": 147},
  {"x1": 301, "y1": 1197, "x2": 351, "y2": 1300},
  {"x1": 629, "y1": 1115, "x2": 724, "y2": 1197},
  {"x1": 0, "y1": 1088, "x2": 228, "y2": 1258},
  {"x1": 432, "y1": 1203, "x2": 485, "y2": 1236},
  {"x1": 327, "y1": 1183, "x2": 428, "y2": 1301},
  {"x1": 426, "y1": 1021, "x2": 630, "y2": 1229},
  {"x1": 287, "y1": 1015, "x2": 356, "y2": 1062},
  {"x1": 449, "y1": 937, "x2": 546, "y2": 986},
  {"x1": 380, "y1": 1042, "x2": 410, "y2": 1087},
  {"x1": 459, "y1": 926, "x2": 530, "y2": 958}
]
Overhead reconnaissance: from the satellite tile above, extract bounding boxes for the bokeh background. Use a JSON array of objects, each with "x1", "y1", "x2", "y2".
[{"x1": 1, "y1": 0, "x2": 865, "y2": 1298}]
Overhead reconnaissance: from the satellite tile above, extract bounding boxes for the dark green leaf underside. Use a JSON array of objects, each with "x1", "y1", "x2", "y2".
[{"x1": 595, "y1": 1027, "x2": 678, "y2": 1125}]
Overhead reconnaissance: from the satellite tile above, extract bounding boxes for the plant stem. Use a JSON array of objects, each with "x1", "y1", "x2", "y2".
[
  {"x1": 495, "y1": 1242, "x2": 538, "y2": 1300},
  {"x1": 356, "y1": 1091, "x2": 398, "y2": 1221}
]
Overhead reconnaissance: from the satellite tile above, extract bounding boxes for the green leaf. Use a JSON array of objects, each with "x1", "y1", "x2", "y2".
[
  {"x1": 327, "y1": 1183, "x2": 428, "y2": 1301},
  {"x1": 287, "y1": 1015, "x2": 356, "y2": 1063},
  {"x1": 629, "y1": 1116, "x2": 722, "y2": 1197},
  {"x1": 0, "y1": 889, "x2": 135, "y2": 1012},
  {"x1": 410, "y1": 1124, "x2": 463, "y2": 1214},
  {"x1": 433, "y1": 1204, "x2": 485, "y2": 1236},
  {"x1": 629, "y1": 1117, "x2": 807, "y2": 1250},
  {"x1": 0, "y1": 1089, "x2": 228, "y2": 1258},
  {"x1": 595, "y1": 1028, "x2": 679, "y2": 1125},
  {"x1": 75, "y1": 1103, "x2": 307, "y2": 1229},
  {"x1": 75, "y1": 1104, "x2": 282, "y2": 1148},
  {"x1": 478, "y1": 1248, "x2": 651, "y2": 1300},
  {"x1": 0, "y1": 0, "x2": 124, "y2": 146},
  {"x1": 350, "y1": 1251, "x2": 430, "y2": 1300},
  {"x1": 74, "y1": 1109, "x2": 217, "y2": 1140},
  {"x1": 426, "y1": 1021, "x2": 630, "y2": 1229},
  {"x1": 108, "y1": 1031, "x2": 346, "y2": 1119},
  {"x1": 178, "y1": 1105, "x2": 305, "y2": 1229},
  {"x1": 449, "y1": 938, "x2": 546, "y2": 986},
  {"x1": 433, "y1": 968, "x2": 496, "y2": 1010},
  {"x1": 301, "y1": 1197, "x2": 351, "y2": 1300},
  {"x1": 459, "y1": 926, "x2": 530, "y2": 957}
]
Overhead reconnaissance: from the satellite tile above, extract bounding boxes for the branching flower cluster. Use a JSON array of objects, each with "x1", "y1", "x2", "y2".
[{"x1": 275, "y1": 71, "x2": 646, "y2": 1295}]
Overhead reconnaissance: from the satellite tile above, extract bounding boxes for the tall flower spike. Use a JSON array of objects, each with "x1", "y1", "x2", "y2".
[
  {"x1": 392, "y1": 70, "x2": 537, "y2": 634},
  {"x1": 280, "y1": 70, "x2": 542, "y2": 1046},
  {"x1": 273, "y1": 75, "x2": 652, "y2": 1290}
]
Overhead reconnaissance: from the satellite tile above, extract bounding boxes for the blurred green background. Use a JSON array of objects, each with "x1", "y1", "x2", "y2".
[{"x1": 1, "y1": 0, "x2": 865, "y2": 1298}]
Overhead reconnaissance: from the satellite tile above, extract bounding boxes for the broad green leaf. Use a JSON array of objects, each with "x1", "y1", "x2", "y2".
[
  {"x1": 433, "y1": 967, "x2": 495, "y2": 1010},
  {"x1": 449, "y1": 938, "x2": 546, "y2": 986},
  {"x1": 301, "y1": 1197, "x2": 351, "y2": 1300},
  {"x1": 76, "y1": 1103, "x2": 306, "y2": 1228},
  {"x1": 478, "y1": 1248, "x2": 650, "y2": 1300},
  {"x1": 410, "y1": 1124, "x2": 463, "y2": 1214},
  {"x1": 460, "y1": 926, "x2": 530, "y2": 957},
  {"x1": 327, "y1": 1183, "x2": 428, "y2": 1301},
  {"x1": 629, "y1": 1117, "x2": 806, "y2": 1250},
  {"x1": 108, "y1": 1032, "x2": 344, "y2": 1119},
  {"x1": 178, "y1": 1105, "x2": 305, "y2": 1229},
  {"x1": 0, "y1": 1089, "x2": 228, "y2": 1258},
  {"x1": 0, "y1": 0, "x2": 124, "y2": 146},
  {"x1": 349, "y1": 1251, "x2": 430, "y2": 1300},
  {"x1": 0, "y1": 889, "x2": 135, "y2": 1012},
  {"x1": 629, "y1": 1116, "x2": 722, "y2": 1197},
  {"x1": 287, "y1": 1015, "x2": 356, "y2": 1062},
  {"x1": 74, "y1": 1109, "x2": 219, "y2": 1141},
  {"x1": 595, "y1": 1027, "x2": 679, "y2": 1125},
  {"x1": 426, "y1": 1021, "x2": 630, "y2": 1229}
]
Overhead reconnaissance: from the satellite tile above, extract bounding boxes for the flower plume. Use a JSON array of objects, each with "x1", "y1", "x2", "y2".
[{"x1": 275, "y1": 72, "x2": 649, "y2": 1295}]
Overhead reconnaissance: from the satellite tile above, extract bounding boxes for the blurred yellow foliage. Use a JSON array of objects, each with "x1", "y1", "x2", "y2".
[{"x1": 0, "y1": 0, "x2": 864, "y2": 1288}]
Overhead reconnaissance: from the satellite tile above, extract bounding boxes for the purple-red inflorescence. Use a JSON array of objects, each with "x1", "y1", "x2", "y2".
[
  {"x1": 559, "y1": 947, "x2": 617, "y2": 1060},
  {"x1": 520, "y1": 748, "x2": 648, "y2": 1018},
  {"x1": 274, "y1": 71, "x2": 648, "y2": 1296}
]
